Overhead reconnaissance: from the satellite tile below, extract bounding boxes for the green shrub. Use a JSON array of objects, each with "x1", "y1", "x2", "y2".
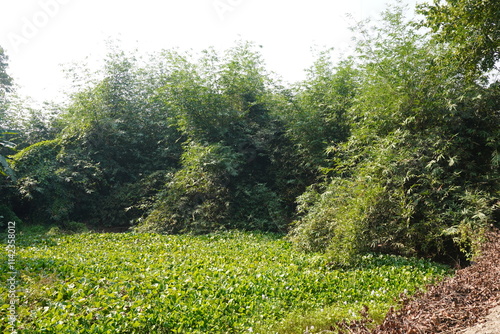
[
  {"x1": 292, "y1": 127, "x2": 499, "y2": 265},
  {"x1": 10, "y1": 139, "x2": 72, "y2": 224},
  {"x1": 62, "y1": 221, "x2": 89, "y2": 234},
  {"x1": 0, "y1": 203, "x2": 22, "y2": 227},
  {"x1": 229, "y1": 182, "x2": 288, "y2": 232},
  {"x1": 290, "y1": 179, "x2": 382, "y2": 267},
  {"x1": 289, "y1": 5, "x2": 500, "y2": 265},
  {"x1": 45, "y1": 226, "x2": 62, "y2": 236},
  {"x1": 137, "y1": 142, "x2": 235, "y2": 234}
]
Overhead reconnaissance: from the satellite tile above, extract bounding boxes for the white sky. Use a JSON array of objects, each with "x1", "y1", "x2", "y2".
[{"x1": 0, "y1": 0, "x2": 422, "y2": 105}]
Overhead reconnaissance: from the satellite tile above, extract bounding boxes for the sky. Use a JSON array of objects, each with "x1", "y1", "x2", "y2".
[{"x1": 0, "y1": 0, "x2": 422, "y2": 105}]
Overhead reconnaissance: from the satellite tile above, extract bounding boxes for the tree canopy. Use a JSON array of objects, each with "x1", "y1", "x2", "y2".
[
  {"x1": 0, "y1": 46, "x2": 15, "y2": 182},
  {"x1": 0, "y1": 46, "x2": 13, "y2": 111},
  {"x1": 2, "y1": 3, "x2": 499, "y2": 265},
  {"x1": 418, "y1": 0, "x2": 500, "y2": 74}
]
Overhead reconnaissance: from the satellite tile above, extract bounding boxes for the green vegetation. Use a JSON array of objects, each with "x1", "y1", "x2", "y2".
[
  {"x1": 0, "y1": 230, "x2": 449, "y2": 333},
  {"x1": 418, "y1": 0, "x2": 500, "y2": 75},
  {"x1": 0, "y1": 2, "x2": 498, "y2": 263},
  {"x1": 0, "y1": 1, "x2": 499, "y2": 331},
  {"x1": 0, "y1": 46, "x2": 15, "y2": 183},
  {"x1": 290, "y1": 5, "x2": 500, "y2": 265}
]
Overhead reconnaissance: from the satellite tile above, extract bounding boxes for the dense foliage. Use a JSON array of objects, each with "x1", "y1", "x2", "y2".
[
  {"x1": 135, "y1": 44, "x2": 303, "y2": 233},
  {"x1": 0, "y1": 46, "x2": 17, "y2": 221},
  {"x1": 0, "y1": 229, "x2": 449, "y2": 333},
  {"x1": 290, "y1": 5, "x2": 500, "y2": 265},
  {"x1": 0, "y1": 46, "x2": 12, "y2": 116},
  {"x1": 1, "y1": 2, "x2": 499, "y2": 265},
  {"x1": 418, "y1": 0, "x2": 500, "y2": 75}
]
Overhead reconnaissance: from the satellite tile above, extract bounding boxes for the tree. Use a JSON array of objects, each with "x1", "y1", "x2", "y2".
[
  {"x1": 418, "y1": 0, "x2": 500, "y2": 74},
  {"x1": 0, "y1": 46, "x2": 13, "y2": 115},
  {"x1": 0, "y1": 46, "x2": 18, "y2": 227},
  {"x1": 12, "y1": 45, "x2": 183, "y2": 226},
  {"x1": 0, "y1": 46, "x2": 15, "y2": 182},
  {"x1": 290, "y1": 4, "x2": 500, "y2": 265},
  {"x1": 282, "y1": 50, "x2": 356, "y2": 169},
  {"x1": 138, "y1": 41, "x2": 295, "y2": 234}
]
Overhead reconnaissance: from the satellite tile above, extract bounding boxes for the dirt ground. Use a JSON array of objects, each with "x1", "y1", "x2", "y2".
[
  {"x1": 336, "y1": 228, "x2": 500, "y2": 334},
  {"x1": 456, "y1": 305, "x2": 500, "y2": 334}
]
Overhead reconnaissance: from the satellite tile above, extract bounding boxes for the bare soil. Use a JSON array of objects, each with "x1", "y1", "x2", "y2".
[{"x1": 457, "y1": 305, "x2": 500, "y2": 334}]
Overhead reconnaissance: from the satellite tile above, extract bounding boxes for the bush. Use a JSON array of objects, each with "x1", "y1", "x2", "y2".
[
  {"x1": 10, "y1": 139, "x2": 72, "y2": 224},
  {"x1": 289, "y1": 5, "x2": 500, "y2": 265},
  {"x1": 136, "y1": 142, "x2": 235, "y2": 234},
  {"x1": 61, "y1": 221, "x2": 89, "y2": 234},
  {"x1": 229, "y1": 182, "x2": 288, "y2": 232},
  {"x1": 290, "y1": 178, "x2": 387, "y2": 267},
  {"x1": 0, "y1": 203, "x2": 22, "y2": 227}
]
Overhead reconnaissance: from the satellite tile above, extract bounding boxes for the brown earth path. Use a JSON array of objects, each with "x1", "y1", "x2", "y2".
[{"x1": 457, "y1": 305, "x2": 500, "y2": 334}]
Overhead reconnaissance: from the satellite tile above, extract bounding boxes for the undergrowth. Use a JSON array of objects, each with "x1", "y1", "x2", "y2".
[{"x1": 0, "y1": 229, "x2": 450, "y2": 333}]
